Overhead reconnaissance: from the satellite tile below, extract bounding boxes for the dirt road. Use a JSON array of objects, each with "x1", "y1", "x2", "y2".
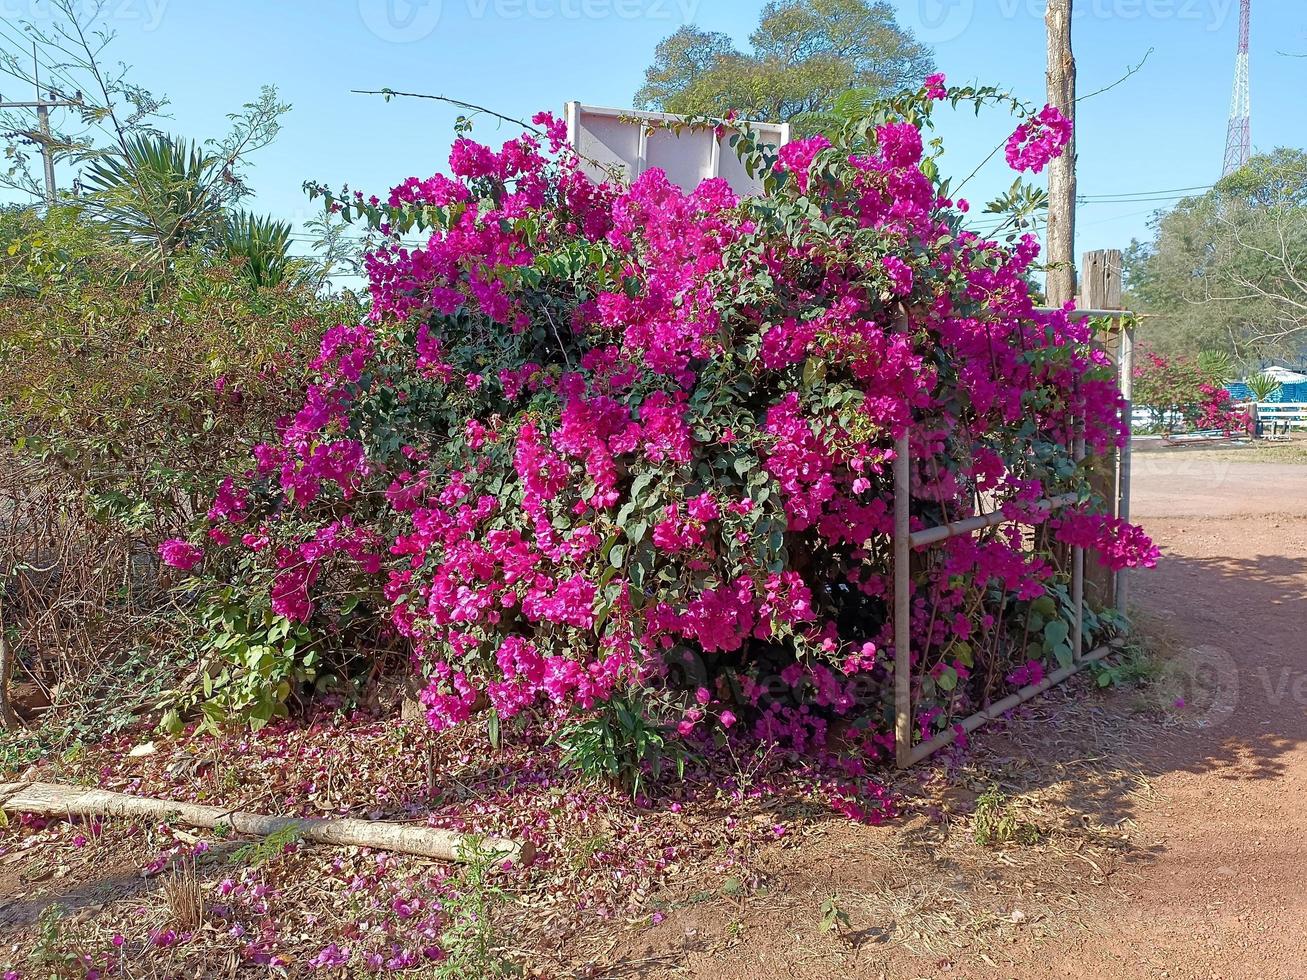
[
  {"x1": 637, "y1": 450, "x2": 1307, "y2": 980},
  {"x1": 1039, "y1": 452, "x2": 1307, "y2": 978}
]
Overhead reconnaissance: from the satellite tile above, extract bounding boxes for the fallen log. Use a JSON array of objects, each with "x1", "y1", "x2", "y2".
[{"x1": 0, "y1": 781, "x2": 532, "y2": 865}]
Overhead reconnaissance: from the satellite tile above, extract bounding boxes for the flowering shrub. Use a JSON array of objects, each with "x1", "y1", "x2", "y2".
[
  {"x1": 1195, "y1": 383, "x2": 1252, "y2": 435},
  {"x1": 1133, "y1": 349, "x2": 1251, "y2": 435},
  {"x1": 170, "y1": 79, "x2": 1155, "y2": 766}
]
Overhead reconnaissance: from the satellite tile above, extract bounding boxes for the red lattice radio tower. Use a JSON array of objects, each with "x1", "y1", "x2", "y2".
[{"x1": 1222, "y1": 0, "x2": 1252, "y2": 176}]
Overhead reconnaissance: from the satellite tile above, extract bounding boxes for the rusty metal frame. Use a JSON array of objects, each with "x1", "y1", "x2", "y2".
[{"x1": 893, "y1": 310, "x2": 1136, "y2": 768}]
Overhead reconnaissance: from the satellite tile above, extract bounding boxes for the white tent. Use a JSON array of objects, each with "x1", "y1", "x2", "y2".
[{"x1": 1262, "y1": 366, "x2": 1307, "y2": 385}]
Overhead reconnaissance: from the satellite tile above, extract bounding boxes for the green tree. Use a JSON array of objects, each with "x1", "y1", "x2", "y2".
[
  {"x1": 221, "y1": 210, "x2": 297, "y2": 290},
  {"x1": 635, "y1": 0, "x2": 933, "y2": 134},
  {"x1": 1124, "y1": 148, "x2": 1307, "y2": 362}
]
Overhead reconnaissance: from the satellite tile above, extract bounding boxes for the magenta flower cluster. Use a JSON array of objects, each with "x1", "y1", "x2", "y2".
[
  {"x1": 180, "y1": 82, "x2": 1154, "y2": 756},
  {"x1": 1005, "y1": 104, "x2": 1073, "y2": 174}
]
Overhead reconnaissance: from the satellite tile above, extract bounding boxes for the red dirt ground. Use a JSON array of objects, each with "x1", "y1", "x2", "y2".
[
  {"x1": 1039, "y1": 452, "x2": 1307, "y2": 979},
  {"x1": 3, "y1": 447, "x2": 1304, "y2": 979},
  {"x1": 631, "y1": 449, "x2": 1307, "y2": 980}
]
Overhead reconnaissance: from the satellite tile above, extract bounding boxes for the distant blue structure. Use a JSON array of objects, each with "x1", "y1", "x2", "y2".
[{"x1": 1227, "y1": 367, "x2": 1307, "y2": 403}]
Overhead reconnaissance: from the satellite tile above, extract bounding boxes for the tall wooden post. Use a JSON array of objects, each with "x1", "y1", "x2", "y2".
[
  {"x1": 1045, "y1": 0, "x2": 1077, "y2": 307},
  {"x1": 1081, "y1": 249, "x2": 1123, "y2": 608}
]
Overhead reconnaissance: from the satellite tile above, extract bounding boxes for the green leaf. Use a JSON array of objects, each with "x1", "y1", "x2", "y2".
[
  {"x1": 937, "y1": 666, "x2": 958, "y2": 691},
  {"x1": 952, "y1": 642, "x2": 974, "y2": 667},
  {"x1": 1043, "y1": 620, "x2": 1069, "y2": 646}
]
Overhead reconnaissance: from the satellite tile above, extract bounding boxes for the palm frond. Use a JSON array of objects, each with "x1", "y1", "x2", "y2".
[
  {"x1": 222, "y1": 210, "x2": 295, "y2": 289},
  {"x1": 79, "y1": 133, "x2": 226, "y2": 257}
]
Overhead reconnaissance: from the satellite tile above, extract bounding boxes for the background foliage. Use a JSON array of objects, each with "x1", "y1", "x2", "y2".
[
  {"x1": 1125, "y1": 148, "x2": 1307, "y2": 365},
  {"x1": 0, "y1": 202, "x2": 357, "y2": 737},
  {"x1": 635, "y1": 0, "x2": 934, "y2": 134}
]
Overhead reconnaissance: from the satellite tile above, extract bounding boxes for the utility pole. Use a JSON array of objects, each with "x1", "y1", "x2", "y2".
[
  {"x1": 0, "y1": 45, "x2": 80, "y2": 205},
  {"x1": 1045, "y1": 0, "x2": 1077, "y2": 307}
]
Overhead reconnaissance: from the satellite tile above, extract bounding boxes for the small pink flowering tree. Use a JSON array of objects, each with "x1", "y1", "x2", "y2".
[
  {"x1": 1132, "y1": 349, "x2": 1251, "y2": 435},
  {"x1": 169, "y1": 80, "x2": 1155, "y2": 778}
]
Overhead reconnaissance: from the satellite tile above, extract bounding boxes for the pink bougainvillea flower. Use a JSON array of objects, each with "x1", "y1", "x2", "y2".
[
  {"x1": 310, "y1": 944, "x2": 350, "y2": 969},
  {"x1": 775, "y1": 134, "x2": 831, "y2": 193},
  {"x1": 882, "y1": 255, "x2": 915, "y2": 296},
  {"x1": 1005, "y1": 105, "x2": 1072, "y2": 174},
  {"x1": 158, "y1": 539, "x2": 203, "y2": 571},
  {"x1": 1006, "y1": 661, "x2": 1045, "y2": 687}
]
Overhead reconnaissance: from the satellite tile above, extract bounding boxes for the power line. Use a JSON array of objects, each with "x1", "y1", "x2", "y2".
[
  {"x1": 965, "y1": 219, "x2": 1047, "y2": 241},
  {"x1": 1078, "y1": 194, "x2": 1203, "y2": 206},
  {"x1": 1078, "y1": 206, "x2": 1163, "y2": 229},
  {"x1": 0, "y1": 24, "x2": 117, "y2": 155},
  {"x1": 0, "y1": 22, "x2": 131, "y2": 161},
  {"x1": 0, "y1": 42, "x2": 80, "y2": 203},
  {"x1": 1079, "y1": 183, "x2": 1213, "y2": 200},
  {"x1": 0, "y1": 23, "x2": 84, "y2": 102}
]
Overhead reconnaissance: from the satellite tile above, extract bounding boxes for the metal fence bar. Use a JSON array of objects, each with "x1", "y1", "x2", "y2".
[
  {"x1": 1115, "y1": 320, "x2": 1136, "y2": 616},
  {"x1": 908, "y1": 493, "x2": 1077, "y2": 548},
  {"x1": 1035, "y1": 307, "x2": 1123, "y2": 320},
  {"x1": 892, "y1": 490, "x2": 1083, "y2": 768},
  {"x1": 1072, "y1": 426, "x2": 1086, "y2": 663},
  {"x1": 893, "y1": 429, "x2": 913, "y2": 769},
  {"x1": 906, "y1": 642, "x2": 1119, "y2": 765}
]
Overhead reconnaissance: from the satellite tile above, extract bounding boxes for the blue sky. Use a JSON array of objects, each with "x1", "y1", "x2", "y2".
[{"x1": 9, "y1": 0, "x2": 1306, "y2": 259}]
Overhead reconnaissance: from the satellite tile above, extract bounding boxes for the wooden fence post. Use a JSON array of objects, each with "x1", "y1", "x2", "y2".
[
  {"x1": 1081, "y1": 249, "x2": 1122, "y2": 311},
  {"x1": 1081, "y1": 249, "x2": 1123, "y2": 608}
]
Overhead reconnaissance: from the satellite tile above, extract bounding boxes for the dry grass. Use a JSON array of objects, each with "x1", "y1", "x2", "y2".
[
  {"x1": 842, "y1": 781, "x2": 1139, "y2": 958},
  {"x1": 615, "y1": 631, "x2": 1185, "y2": 977},
  {"x1": 1134, "y1": 434, "x2": 1307, "y2": 465},
  {"x1": 162, "y1": 858, "x2": 205, "y2": 933},
  {"x1": 818, "y1": 630, "x2": 1184, "y2": 963}
]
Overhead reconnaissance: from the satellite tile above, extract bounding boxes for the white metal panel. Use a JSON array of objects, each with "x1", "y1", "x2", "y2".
[
  {"x1": 564, "y1": 102, "x2": 790, "y2": 197},
  {"x1": 644, "y1": 124, "x2": 714, "y2": 191}
]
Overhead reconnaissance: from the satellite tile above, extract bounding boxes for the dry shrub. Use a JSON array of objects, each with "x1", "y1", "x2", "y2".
[{"x1": 0, "y1": 205, "x2": 356, "y2": 729}]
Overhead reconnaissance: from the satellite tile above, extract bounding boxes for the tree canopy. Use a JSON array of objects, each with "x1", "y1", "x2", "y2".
[
  {"x1": 1124, "y1": 148, "x2": 1307, "y2": 364},
  {"x1": 634, "y1": 0, "x2": 934, "y2": 134}
]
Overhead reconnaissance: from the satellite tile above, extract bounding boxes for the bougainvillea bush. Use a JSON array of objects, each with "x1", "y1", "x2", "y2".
[
  {"x1": 1133, "y1": 348, "x2": 1252, "y2": 436},
  {"x1": 163, "y1": 78, "x2": 1157, "y2": 773}
]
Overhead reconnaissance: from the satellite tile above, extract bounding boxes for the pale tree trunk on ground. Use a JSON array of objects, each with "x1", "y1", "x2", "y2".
[
  {"x1": 0, "y1": 781, "x2": 533, "y2": 864},
  {"x1": 1046, "y1": 0, "x2": 1078, "y2": 306}
]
